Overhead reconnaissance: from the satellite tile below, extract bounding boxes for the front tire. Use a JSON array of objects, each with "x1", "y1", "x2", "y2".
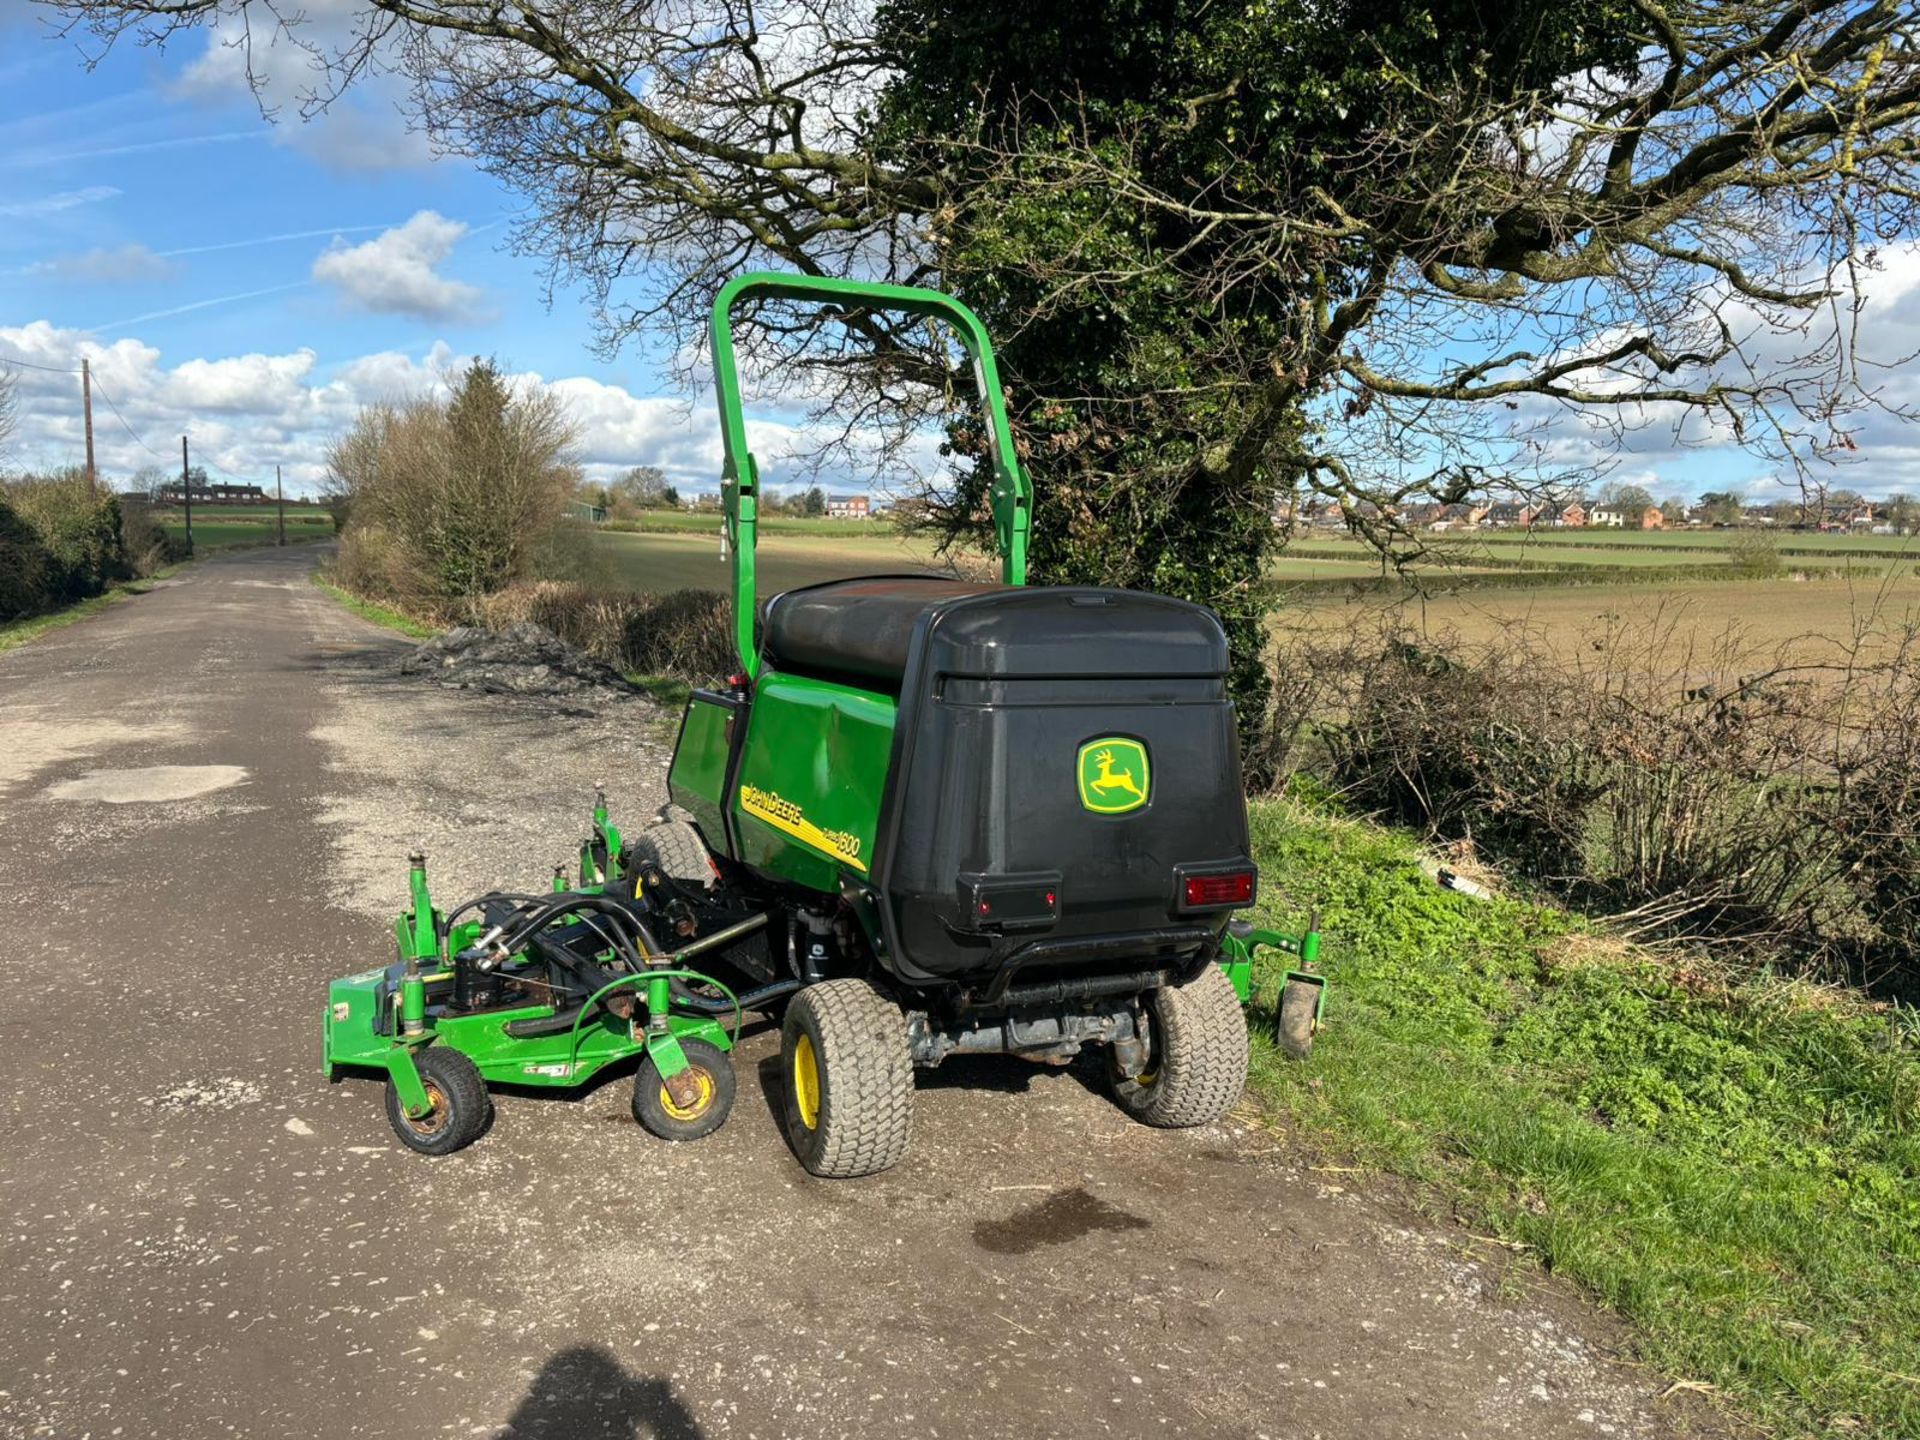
[
  {"x1": 385, "y1": 1046, "x2": 491, "y2": 1156},
  {"x1": 632, "y1": 1038, "x2": 736, "y2": 1141},
  {"x1": 780, "y1": 979, "x2": 914, "y2": 1178},
  {"x1": 1109, "y1": 964, "x2": 1249, "y2": 1128}
]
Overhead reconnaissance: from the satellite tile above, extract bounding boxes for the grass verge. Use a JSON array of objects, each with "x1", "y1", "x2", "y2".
[
  {"x1": 624, "y1": 673, "x2": 693, "y2": 708},
  {"x1": 1240, "y1": 797, "x2": 1920, "y2": 1437},
  {"x1": 311, "y1": 576, "x2": 438, "y2": 639},
  {"x1": 0, "y1": 572, "x2": 178, "y2": 656}
]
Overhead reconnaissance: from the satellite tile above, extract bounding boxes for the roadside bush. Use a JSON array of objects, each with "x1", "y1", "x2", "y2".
[
  {"x1": 618, "y1": 588, "x2": 734, "y2": 681},
  {"x1": 1727, "y1": 529, "x2": 1784, "y2": 578},
  {"x1": 0, "y1": 494, "x2": 52, "y2": 619},
  {"x1": 1263, "y1": 613, "x2": 1920, "y2": 992},
  {"x1": 326, "y1": 360, "x2": 578, "y2": 608},
  {"x1": 116, "y1": 494, "x2": 188, "y2": 577},
  {"x1": 0, "y1": 472, "x2": 130, "y2": 620},
  {"x1": 472, "y1": 580, "x2": 733, "y2": 683}
]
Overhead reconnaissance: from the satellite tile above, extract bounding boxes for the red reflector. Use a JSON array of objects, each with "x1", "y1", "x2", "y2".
[{"x1": 1184, "y1": 872, "x2": 1254, "y2": 907}]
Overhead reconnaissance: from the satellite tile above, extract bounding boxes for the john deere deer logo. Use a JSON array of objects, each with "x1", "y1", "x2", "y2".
[{"x1": 1077, "y1": 737, "x2": 1150, "y2": 814}]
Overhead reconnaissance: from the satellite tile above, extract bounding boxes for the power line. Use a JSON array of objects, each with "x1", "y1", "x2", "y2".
[
  {"x1": 0, "y1": 353, "x2": 85, "y2": 375},
  {"x1": 2, "y1": 352, "x2": 265, "y2": 480},
  {"x1": 86, "y1": 376, "x2": 169, "y2": 464}
]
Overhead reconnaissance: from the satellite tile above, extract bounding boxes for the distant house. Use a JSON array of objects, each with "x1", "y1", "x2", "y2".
[
  {"x1": 156, "y1": 481, "x2": 269, "y2": 505},
  {"x1": 1428, "y1": 501, "x2": 1489, "y2": 531},
  {"x1": 825, "y1": 494, "x2": 872, "y2": 520},
  {"x1": 1541, "y1": 502, "x2": 1588, "y2": 527},
  {"x1": 1590, "y1": 504, "x2": 1663, "y2": 529},
  {"x1": 1482, "y1": 501, "x2": 1540, "y2": 528},
  {"x1": 566, "y1": 500, "x2": 607, "y2": 524},
  {"x1": 1396, "y1": 502, "x2": 1443, "y2": 529}
]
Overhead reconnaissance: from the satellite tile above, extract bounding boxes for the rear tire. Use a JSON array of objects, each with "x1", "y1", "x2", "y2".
[
  {"x1": 385, "y1": 1046, "x2": 491, "y2": 1156},
  {"x1": 1109, "y1": 964, "x2": 1248, "y2": 1128},
  {"x1": 626, "y1": 821, "x2": 715, "y2": 885},
  {"x1": 780, "y1": 980, "x2": 914, "y2": 1178}
]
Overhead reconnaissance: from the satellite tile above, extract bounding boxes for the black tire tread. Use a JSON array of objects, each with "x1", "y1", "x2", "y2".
[
  {"x1": 1277, "y1": 979, "x2": 1318, "y2": 1061},
  {"x1": 1129, "y1": 964, "x2": 1249, "y2": 1128},
  {"x1": 784, "y1": 979, "x2": 914, "y2": 1178},
  {"x1": 385, "y1": 1045, "x2": 491, "y2": 1156},
  {"x1": 628, "y1": 821, "x2": 714, "y2": 883}
]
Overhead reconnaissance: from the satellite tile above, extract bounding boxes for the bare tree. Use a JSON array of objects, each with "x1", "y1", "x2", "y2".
[
  {"x1": 51, "y1": 0, "x2": 1920, "y2": 715},
  {"x1": 57, "y1": 0, "x2": 1920, "y2": 466},
  {"x1": 0, "y1": 364, "x2": 17, "y2": 466}
]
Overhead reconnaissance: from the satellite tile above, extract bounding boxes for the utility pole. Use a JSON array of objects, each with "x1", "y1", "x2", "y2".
[
  {"x1": 276, "y1": 464, "x2": 286, "y2": 546},
  {"x1": 80, "y1": 358, "x2": 97, "y2": 498},
  {"x1": 180, "y1": 435, "x2": 194, "y2": 556}
]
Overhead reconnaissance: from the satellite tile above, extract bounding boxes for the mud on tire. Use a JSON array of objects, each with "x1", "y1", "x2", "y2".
[
  {"x1": 1109, "y1": 963, "x2": 1249, "y2": 1128},
  {"x1": 780, "y1": 979, "x2": 914, "y2": 1178}
]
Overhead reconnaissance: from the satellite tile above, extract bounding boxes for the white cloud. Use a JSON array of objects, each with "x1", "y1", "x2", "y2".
[
  {"x1": 171, "y1": 5, "x2": 435, "y2": 173},
  {"x1": 23, "y1": 244, "x2": 180, "y2": 284},
  {"x1": 0, "y1": 324, "x2": 679, "y2": 493},
  {"x1": 0, "y1": 185, "x2": 119, "y2": 220},
  {"x1": 312, "y1": 211, "x2": 484, "y2": 322},
  {"x1": 0, "y1": 319, "x2": 926, "y2": 500}
]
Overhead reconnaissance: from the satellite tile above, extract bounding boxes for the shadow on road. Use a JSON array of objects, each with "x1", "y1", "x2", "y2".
[{"x1": 498, "y1": 1345, "x2": 704, "y2": 1440}]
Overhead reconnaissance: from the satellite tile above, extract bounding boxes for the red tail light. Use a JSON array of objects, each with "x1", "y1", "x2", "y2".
[{"x1": 1184, "y1": 871, "x2": 1255, "y2": 908}]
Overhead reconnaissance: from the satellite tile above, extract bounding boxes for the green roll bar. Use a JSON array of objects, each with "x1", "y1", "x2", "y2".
[{"x1": 708, "y1": 272, "x2": 1034, "y2": 677}]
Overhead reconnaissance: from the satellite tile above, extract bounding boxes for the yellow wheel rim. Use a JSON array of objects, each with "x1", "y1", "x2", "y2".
[
  {"x1": 793, "y1": 1033, "x2": 821, "y2": 1130},
  {"x1": 658, "y1": 1066, "x2": 716, "y2": 1122},
  {"x1": 406, "y1": 1080, "x2": 451, "y2": 1135}
]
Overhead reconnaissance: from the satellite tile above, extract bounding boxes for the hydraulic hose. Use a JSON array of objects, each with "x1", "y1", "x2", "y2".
[{"x1": 669, "y1": 977, "x2": 801, "y2": 1014}]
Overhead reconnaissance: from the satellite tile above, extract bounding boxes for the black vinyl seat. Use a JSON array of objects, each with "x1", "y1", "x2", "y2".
[{"x1": 761, "y1": 576, "x2": 1005, "y2": 687}]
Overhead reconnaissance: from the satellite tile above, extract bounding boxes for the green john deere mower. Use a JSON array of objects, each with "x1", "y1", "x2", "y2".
[{"x1": 324, "y1": 273, "x2": 1326, "y2": 1176}]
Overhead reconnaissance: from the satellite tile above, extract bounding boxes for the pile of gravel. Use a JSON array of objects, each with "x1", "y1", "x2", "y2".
[{"x1": 395, "y1": 622, "x2": 636, "y2": 699}]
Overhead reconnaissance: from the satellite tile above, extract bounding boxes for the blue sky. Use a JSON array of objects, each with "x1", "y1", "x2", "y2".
[
  {"x1": 0, "y1": 7, "x2": 784, "y2": 497},
  {"x1": 4, "y1": 6, "x2": 1917, "y2": 505}
]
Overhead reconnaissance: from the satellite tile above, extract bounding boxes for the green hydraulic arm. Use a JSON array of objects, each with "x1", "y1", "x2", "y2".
[{"x1": 708, "y1": 272, "x2": 1035, "y2": 677}]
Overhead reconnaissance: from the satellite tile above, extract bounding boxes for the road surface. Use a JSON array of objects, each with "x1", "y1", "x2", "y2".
[{"x1": 0, "y1": 548, "x2": 1707, "y2": 1439}]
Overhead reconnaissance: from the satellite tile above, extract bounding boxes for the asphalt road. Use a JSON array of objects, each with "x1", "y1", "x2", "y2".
[{"x1": 0, "y1": 548, "x2": 1705, "y2": 1440}]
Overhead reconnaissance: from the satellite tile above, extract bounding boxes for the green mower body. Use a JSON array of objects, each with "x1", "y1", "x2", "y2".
[{"x1": 325, "y1": 273, "x2": 1323, "y2": 1172}]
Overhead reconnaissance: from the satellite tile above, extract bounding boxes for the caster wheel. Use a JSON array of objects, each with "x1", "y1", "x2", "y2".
[
  {"x1": 633, "y1": 1038, "x2": 736, "y2": 1141},
  {"x1": 385, "y1": 1047, "x2": 491, "y2": 1156},
  {"x1": 1278, "y1": 978, "x2": 1319, "y2": 1061}
]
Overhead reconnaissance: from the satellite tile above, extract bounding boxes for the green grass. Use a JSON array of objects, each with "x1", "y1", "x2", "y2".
[
  {"x1": 1242, "y1": 797, "x2": 1920, "y2": 1437},
  {"x1": 160, "y1": 520, "x2": 334, "y2": 548},
  {"x1": 605, "y1": 510, "x2": 899, "y2": 538},
  {"x1": 152, "y1": 506, "x2": 334, "y2": 550},
  {"x1": 311, "y1": 576, "x2": 437, "y2": 638},
  {"x1": 585, "y1": 526, "x2": 949, "y2": 594},
  {"x1": 624, "y1": 672, "x2": 694, "y2": 708},
  {"x1": 0, "y1": 578, "x2": 163, "y2": 655}
]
